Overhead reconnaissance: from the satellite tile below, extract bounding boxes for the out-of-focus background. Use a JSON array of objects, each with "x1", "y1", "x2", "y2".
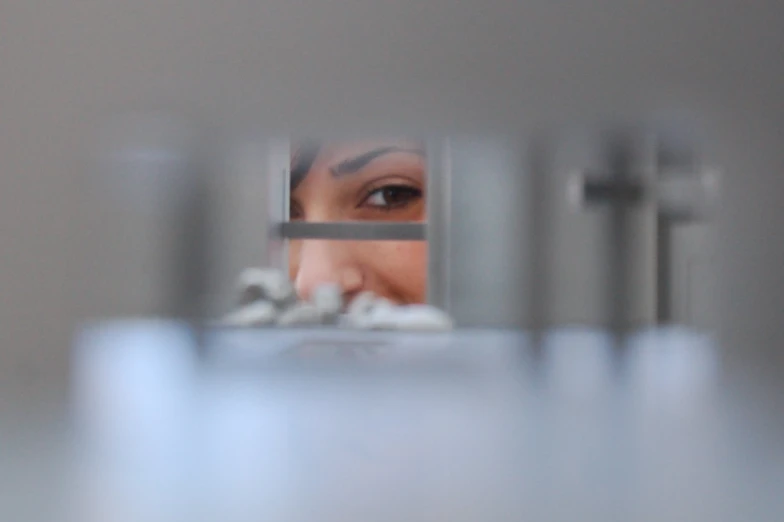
[
  {"x1": 2, "y1": 1, "x2": 783, "y2": 520},
  {"x1": 4, "y1": 0, "x2": 782, "y2": 404}
]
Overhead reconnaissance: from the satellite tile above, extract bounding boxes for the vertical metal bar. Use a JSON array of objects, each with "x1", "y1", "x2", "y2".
[
  {"x1": 640, "y1": 129, "x2": 664, "y2": 325},
  {"x1": 281, "y1": 141, "x2": 290, "y2": 270},
  {"x1": 644, "y1": 127, "x2": 674, "y2": 324},
  {"x1": 426, "y1": 138, "x2": 451, "y2": 312},
  {"x1": 652, "y1": 123, "x2": 700, "y2": 324},
  {"x1": 174, "y1": 137, "x2": 214, "y2": 355},
  {"x1": 603, "y1": 130, "x2": 635, "y2": 336},
  {"x1": 656, "y1": 217, "x2": 673, "y2": 322},
  {"x1": 266, "y1": 138, "x2": 290, "y2": 271},
  {"x1": 528, "y1": 131, "x2": 552, "y2": 332}
]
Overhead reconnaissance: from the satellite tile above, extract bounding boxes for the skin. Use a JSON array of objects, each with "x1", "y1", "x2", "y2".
[{"x1": 288, "y1": 138, "x2": 427, "y2": 305}]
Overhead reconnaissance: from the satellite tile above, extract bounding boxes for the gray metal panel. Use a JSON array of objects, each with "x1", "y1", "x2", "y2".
[
  {"x1": 447, "y1": 137, "x2": 531, "y2": 328},
  {"x1": 546, "y1": 128, "x2": 657, "y2": 329},
  {"x1": 426, "y1": 139, "x2": 452, "y2": 311},
  {"x1": 209, "y1": 140, "x2": 277, "y2": 315}
]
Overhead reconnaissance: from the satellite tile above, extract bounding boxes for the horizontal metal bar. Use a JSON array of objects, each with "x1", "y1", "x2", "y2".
[
  {"x1": 583, "y1": 180, "x2": 646, "y2": 205},
  {"x1": 276, "y1": 222, "x2": 426, "y2": 241},
  {"x1": 568, "y1": 171, "x2": 647, "y2": 210}
]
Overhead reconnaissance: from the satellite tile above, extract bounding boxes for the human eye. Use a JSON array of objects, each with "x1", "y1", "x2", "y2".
[{"x1": 359, "y1": 184, "x2": 423, "y2": 211}]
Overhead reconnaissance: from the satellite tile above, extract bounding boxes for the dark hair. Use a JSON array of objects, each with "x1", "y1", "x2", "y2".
[{"x1": 290, "y1": 141, "x2": 321, "y2": 191}]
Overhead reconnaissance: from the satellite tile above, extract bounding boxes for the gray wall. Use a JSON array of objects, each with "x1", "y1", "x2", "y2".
[{"x1": 2, "y1": 1, "x2": 784, "y2": 409}]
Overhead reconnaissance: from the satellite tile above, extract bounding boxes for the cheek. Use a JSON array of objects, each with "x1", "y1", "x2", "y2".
[
  {"x1": 287, "y1": 241, "x2": 301, "y2": 281},
  {"x1": 359, "y1": 241, "x2": 428, "y2": 302}
]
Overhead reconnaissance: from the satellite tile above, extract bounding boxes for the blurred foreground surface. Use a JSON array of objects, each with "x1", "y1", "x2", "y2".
[{"x1": 5, "y1": 322, "x2": 783, "y2": 521}]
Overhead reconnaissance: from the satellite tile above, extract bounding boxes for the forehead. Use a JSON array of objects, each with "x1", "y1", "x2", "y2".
[{"x1": 307, "y1": 137, "x2": 424, "y2": 168}]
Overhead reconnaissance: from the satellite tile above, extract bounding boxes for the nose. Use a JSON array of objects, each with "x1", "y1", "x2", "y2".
[{"x1": 293, "y1": 240, "x2": 364, "y2": 302}]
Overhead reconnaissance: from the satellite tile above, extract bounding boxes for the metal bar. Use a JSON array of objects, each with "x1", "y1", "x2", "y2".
[
  {"x1": 276, "y1": 221, "x2": 426, "y2": 241},
  {"x1": 171, "y1": 136, "x2": 215, "y2": 355},
  {"x1": 582, "y1": 178, "x2": 645, "y2": 205},
  {"x1": 567, "y1": 171, "x2": 645, "y2": 209},
  {"x1": 266, "y1": 138, "x2": 290, "y2": 269},
  {"x1": 652, "y1": 126, "x2": 702, "y2": 324},
  {"x1": 528, "y1": 132, "x2": 552, "y2": 333},
  {"x1": 603, "y1": 130, "x2": 636, "y2": 336},
  {"x1": 426, "y1": 138, "x2": 451, "y2": 312},
  {"x1": 656, "y1": 216, "x2": 673, "y2": 322},
  {"x1": 639, "y1": 129, "x2": 661, "y2": 327}
]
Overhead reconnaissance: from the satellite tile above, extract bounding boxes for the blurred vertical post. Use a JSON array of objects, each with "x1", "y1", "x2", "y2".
[
  {"x1": 172, "y1": 140, "x2": 214, "y2": 353},
  {"x1": 642, "y1": 118, "x2": 701, "y2": 325},
  {"x1": 565, "y1": 127, "x2": 655, "y2": 336},
  {"x1": 266, "y1": 138, "x2": 291, "y2": 271},
  {"x1": 426, "y1": 138, "x2": 452, "y2": 313},
  {"x1": 602, "y1": 130, "x2": 640, "y2": 337},
  {"x1": 527, "y1": 131, "x2": 554, "y2": 336},
  {"x1": 106, "y1": 113, "x2": 216, "y2": 351},
  {"x1": 446, "y1": 136, "x2": 532, "y2": 328}
]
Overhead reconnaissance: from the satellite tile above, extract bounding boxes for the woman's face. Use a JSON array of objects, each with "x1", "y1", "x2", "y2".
[{"x1": 288, "y1": 139, "x2": 427, "y2": 305}]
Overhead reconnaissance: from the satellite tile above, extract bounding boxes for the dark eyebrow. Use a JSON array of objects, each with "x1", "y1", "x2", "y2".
[{"x1": 329, "y1": 146, "x2": 425, "y2": 177}]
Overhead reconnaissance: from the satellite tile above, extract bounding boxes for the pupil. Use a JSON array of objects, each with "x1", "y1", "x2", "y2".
[{"x1": 382, "y1": 187, "x2": 412, "y2": 204}]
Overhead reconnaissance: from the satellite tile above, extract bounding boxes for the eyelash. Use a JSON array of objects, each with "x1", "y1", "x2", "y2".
[
  {"x1": 358, "y1": 184, "x2": 423, "y2": 211},
  {"x1": 288, "y1": 182, "x2": 423, "y2": 219}
]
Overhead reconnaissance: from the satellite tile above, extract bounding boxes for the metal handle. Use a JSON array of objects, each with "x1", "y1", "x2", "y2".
[
  {"x1": 567, "y1": 170, "x2": 647, "y2": 210},
  {"x1": 568, "y1": 167, "x2": 719, "y2": 222}
]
